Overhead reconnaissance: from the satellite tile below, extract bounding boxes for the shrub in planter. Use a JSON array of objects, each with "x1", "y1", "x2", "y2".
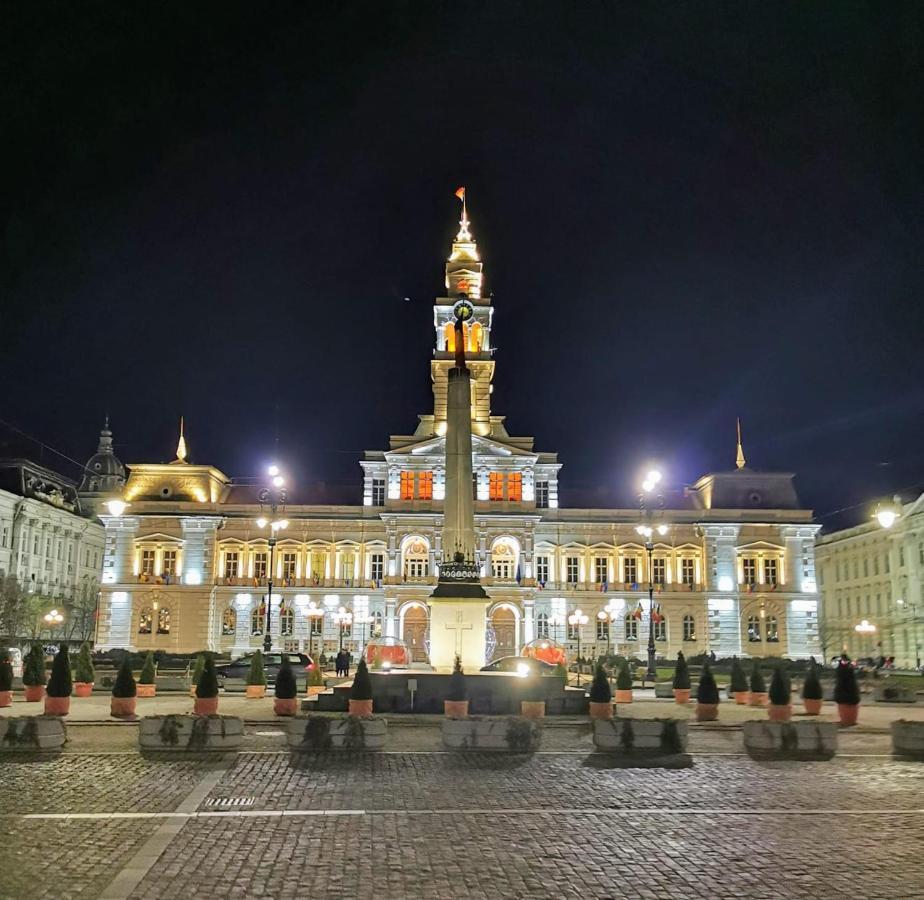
[
  {"x1": 672, "y1": 652, "x2": 691, "y2": 703},
  {"x1": 194, "y1": 657, "x2": 220, "y2": 715},
  {"x1": 521, "y1": 673, "x2": 547, "y2": 719},
  {"x1": 695, "y1": 662, "x2": 720, "y2": 721},
  {"x1": 0, "y1": 653, "x2": 13, "y2": 707},
  {"x1": 348, "y1": 659, "x2": 374, "y2": 717},
  {"x1": 44, "y1": 644, "x2": 73, "y2": 716},
  {"x1": 189, "y1": 653, "x2": 206, "y2": 696},
  {"x1": 73, "y1": 643, "x2": 95, "y2": 697},
  {"x1": 749, "y1": 662, "x2": 768, "y2": 707},
  {"x1": 553, "y1": 661, "x2": 568, "y2": 681},
  {"x1": 246, "y1": 650, "x2": 267, "y2": 699},
  {"x1": 22, "y1": 644, "x2": 47, "y2": 702},
  {"x1": 274, "y1": 656, "x2": 299, "y2": 715},
  {"x1": 802, "y1": 657, "x2": 823, "y2": 715},
  {"x1": 834, "y1": 659, "x2": 860, "y2": 726},
  {"x1": 768, "y1": 666, "x2": 792, "y2": 722},
  {"x1": 588, "y1": 664, "x2": 613, "y2": 719},
  {"x1": 445, "y1": 655, "x2": 469, "y2": 718},
  {"x1": 614, "y1": 659, "x2": 633, "y2": 704},
  {"x1": 111, "y1": 654, "x2": 137, "y2": 718},
  {"x1": 137, "y1": 652, "x2": 157, "y2": 698},
  {"x1": 729, "y1": 657, "x2": 749, "y2": 704},
  {"x1": 319, "y1": 652, "x2": 328, "y2": 670}
]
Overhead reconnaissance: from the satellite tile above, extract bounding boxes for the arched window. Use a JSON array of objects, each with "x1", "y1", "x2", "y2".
[
  {"x1": 222, "y1": 607, "x2": 237, "y2": 636},
  {"x1": 765, "y1": 615, "x2": 780, "y2": 643},
  {"x1": 444, "y1": 322, "x2": 455, "y2": 352},
  {"x1": 251, "y1": 606, "x2": 266, "y2": 636},
  {"x1": 747, "y1": 616, "x2": 762, "y2": 642},
  {"x1": 156, "y1": 607, "x2": 171, "y2": 634},
  {"x1": 596, "y1": 617, "x2": 609, "y2": 640},
  {"x1": 469, "y1": 321, "x2": 483, "y2": 352},
  {"x1": 138, "y1": 608, "x2": 153, "y2": 635},
  {"x1": 403, "y1": 539, "x2": 429, "y2": 580},
  {"x1": 653, "y1": 619, "x2": 666, "y2": 642},
  {"x1": 280, "y1": 606, "x2": 294, "y2": 637},
  {"x1": 682, "y1": 615, "x2": 696, "y2": 642},
  {"x1": 624, "y1": 613, "x2": 639, "y2": 641},
  {"x1": 491, "y1": 542, "x2": 515, "y2": 580},
  {"x1": 372, "y1": 610, "x2": 384, "y2": 637},
  {"x1": 536, "y1": 612, "x2": 549, "y2": 638}
]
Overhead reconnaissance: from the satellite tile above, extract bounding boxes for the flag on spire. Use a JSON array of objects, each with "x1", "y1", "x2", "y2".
[
  {"x1": 454, "y1": 186, "x2": 465, "y2": 201},
  {"x1": 736, "y1": 417, "x2": 746, "y2": 470}
]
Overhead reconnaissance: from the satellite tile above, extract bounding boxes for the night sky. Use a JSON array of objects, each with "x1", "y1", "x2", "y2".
[{"x1": 2, "y1": 2, "x2": 922, "y2": 528}]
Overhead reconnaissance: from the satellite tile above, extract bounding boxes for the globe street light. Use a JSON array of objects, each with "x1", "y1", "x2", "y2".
[
  {"x1": 873, "y1": 495, "x2": 902, "y2": 530},
  {"x1": 306, "y1": 601, "x2": 324, "y2": 664},
  {"x1": 549, "y1": 612, "x2": 565, "y2": 645},
  {"x1": 333, "y1": 606, "x2": 353, "y2": 652},
  {"x1": 354, "y1": 612, "x2": 375, "y2": 658},
  {"x1": 568, "y1": 608, "x2": 589, "y2": 686},
  {"x1": 638, "y1": 469, "x2": 669, "y2": 681},
  {"x1": 44, "y1": 608, "x2": 64, "y2": 639},
  {"x1": 855, "y1": 619, "x2": 877, "y2": 658},
  {"x1": 257, "y1": 464, "x2": 288, "y2": 653}
]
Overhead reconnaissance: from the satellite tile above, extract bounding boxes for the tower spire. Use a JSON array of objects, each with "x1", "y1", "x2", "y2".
[
  {"x1": 175, "y1": 416, "x2": 188, "y2": 464},
  {"x1": 445, "y1": 187, "x2": 482, "y2": 299},
  {"x1": 735, "y1": 418, "x2": 746, "y2": 470}
]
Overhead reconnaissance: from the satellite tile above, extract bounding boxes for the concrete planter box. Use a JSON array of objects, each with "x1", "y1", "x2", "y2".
[
  {"x1": 0, "y1": 716, "x2": 66, "y2": 751},
  {"x1": 655, "y1": 682, "x2": 698, "y2": 699},
  {"x1": 874, "y1": 683, "x2": 917, "y2": 704},
  {"x1": 139, "y1": 715, "x2": 244, "y2": 752},
  {"x1": 287, "y1": 715, "x2": 387, "y2": 751},
  {"x1": 742, "y1": 720, "x2": 837, "y2": 759},
  {"x1": 592, "y1": 718, "x2": 688, "y2": 754},
  {"x1": 441, "y1": 716, "x2": 542, "y2": 752},
  {"x1": 891, "y1": 720, "x2": 924, "y2": 757}
]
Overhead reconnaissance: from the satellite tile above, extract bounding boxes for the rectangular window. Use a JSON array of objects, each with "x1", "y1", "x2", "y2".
[
  {"x1": 492, "y1": 558, "x2": 512, "y2": 580},
  {"x1": 653, "y1": 619, "x2": 666, "y2": 641},
  {"x1": 862, "y1": 558, "x2": 868, "y2": 577},
  {"x1": 340, "y1": 554, "x2": 354, "y2": 582},
  {"x1": 567, "y1": 620, "x2": 581, "y2": 640},
  {"x1": 596, "y1": 618, "x2": 609, "y2": 640},
  {"x1": 566, "y1": 556, "x2": 579, "y2": 584},
  {"x1": 594, "y1": 557, "x2": 608, "y2": 584},
  {"x1": 536, "y1": 556, "x2": 550, "y2": 584},
  {"x1": 310, "y1": 553, "x2": 325, "y2": 583},
  {"x1": 310, "y1": 616, "x2": 323, "y2": 636},
  {"x1": 899, "y1": 546, "x2": 905, "y2": 567},
  {"x1": 652, "y1": 558, "x2": 666, "y2": 585},
  {"x1": 417, "y1": 471, "x2": 433, "y2": 501},
  {"x1": 683, "y1": 615, "x2": 696, "y2": 641},
  {"x1": 282, "y1": 552, "x2": 297, "y2": 581},
  {"x1": 535, "y1": 480, "x2": 549, "y2": 508},
  {"x1": 681, "y1": 558, "x2": 695, "y2": 586},
  {"x1": 0, "y1": 526, "x2": 7, "y2": 548},
  {"x1": 141, "y1": 549, "x2": 156, "y2": 576},
  {"x1": 885, "y1": 554, "x2": 890, "y2": 574},
  {"x1": 224, "y1": 552, "x2": 239, "y2": 580},
  {"x1": 253, "y1": 552, "x2": 268, "y2": 581},
  {"x1": 742, "y1": 558, "x2": 757, "y2": 585},
  {"x1": 763, "y1": 558, "x2": 778, "y2": 586},
  {"x1": 370, "y1": 553, "x2": 385, "y2": 584},
  {"x1": 624, "y1": 615, "x2": 638, "y2": 640},
  {"x1": 400, "y1": 471, "x2": 414, "y2": 500},
  {"x1": 873, "y1": 556, "x2": 879, "y2": 576},
  {"x1": 507, "y1": 472, "x2": 522, "y2": 501},
  {"x1": 624, "y1": 557, "x2": 638, "y2": 586},
  {"x1": 406, "y1": 557, "x2": 426, "y2": 579},
  {"x1": 489, "y1": 472, "x2": 504, "y2": 501},
  {"x1": 472, "y1": 473, "x2": 478, "y2": 500},
  {"x1": 162, "y1": 550, "x2": 177, "y2": 577},
  {"x1": 371, "y1": 478, "x2": 385, "y2": 506}
]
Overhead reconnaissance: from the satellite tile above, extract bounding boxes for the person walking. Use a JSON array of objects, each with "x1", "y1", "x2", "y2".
[{"x1": 342, "y1": 651, "x2": 351, "y2": 678}]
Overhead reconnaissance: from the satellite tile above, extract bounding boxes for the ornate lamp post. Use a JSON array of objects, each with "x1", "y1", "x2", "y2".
[
  {"x1": 306, "y1": 601, "x2": 324, "y2": 663},
  {"x1": 44, "y1": 608, "x2": 64, "y2": 640},
  {"x1": 637, "y1": 469, "x2": 670, "y2": 681},
  {"x1": 568, "y1": 608, "x2": 589, "y2": 686},
  {"x1": 598, "y1": 599, "x2": 620, "y2": 685},
  {"x1": 855, "y1": 619, "x2": 877, "y2": 659},
  {"x1": 549, "y1": 612, "x2": 564, "y2": 645},
  {"x1": 354, "y1": 612, "x2": 374, "y2": 659},
  {"x1": 333, "y1": 606, "x2": 353, "y2": 652},
  {"x1": 256, "y1": 464, "x2": 288, "y2": 653}
]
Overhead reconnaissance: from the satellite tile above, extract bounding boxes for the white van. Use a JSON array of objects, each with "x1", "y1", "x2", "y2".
[{"x1": 6, "y1": 648, "x2": 23, "y2": 679}]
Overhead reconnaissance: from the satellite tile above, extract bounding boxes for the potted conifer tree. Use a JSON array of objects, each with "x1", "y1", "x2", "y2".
[
  {"x1": 110, "y1": 654, "x2": 137, "y2": 718},
  {"x1": 749, "y1": 662, "x2": 768, "y2": 706},
  {"x1": 0, "y1": 654, "x2": 13, "y2": 707},
  {"x1": 695, "y1": 662, "x2": 720, "y2": 721},
  {"x1": 614, "y1": 658, "x2": 633, "y2": 704},
  {"x1": 273, "y1": 656, "x2": 299, "y2": 715},
  {"x1": 767, "y1": 666, "x2": 792, "y2": 722},
  {"x1": 44, "y1": 644, "x2": 73, "y2": 716},
  {"x1": 306, "y1": 661, "x2": 326, "y2": 696},
  {"x1": 189, "y1": 653, "x2": 205, "y2": 696},
  {"x1": 801, "y1": 657, "x2": 823, "y2": 715},
  {"x1": 22, "y1": 644, "x2": 47, "y2": 702},
  {"x1": 349, "y1": 658, "x2": 374, "y2": 718},
  {"x1": 588, "y1": 663, "x2": 613, "y2": 719},
  {"x1": 444, "y1": 655, "x2": 469, "y2": 718},
  {"x1": 672, "y1": 651, "x2": 691, "y2": 704},
  {"x1": 834, "y1": 659, "x2": 860, "y2": 726},
  {"x1": 246, "y1": 650, "x2": 267, "y2": 699},
  {"x1": 74, "y1": 643, "x2": 95, "y2": 697},
  {"x1": 137, "y1": 651, "x2": 157, "y2": 698},
  {"x1": 194, "y1": 656, "x2": 220, "y2": 715},
  {"x1": 729, "y1": 657, "x2": 749, "y2": 705}
]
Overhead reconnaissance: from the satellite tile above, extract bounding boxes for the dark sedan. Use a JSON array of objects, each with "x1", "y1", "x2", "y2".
[
  {"x1": 215, "y1": 652, "x2": 315, "y2": 686},
  {"x1": 480, "y1": 656, "x2": 557, "y2": 675}
]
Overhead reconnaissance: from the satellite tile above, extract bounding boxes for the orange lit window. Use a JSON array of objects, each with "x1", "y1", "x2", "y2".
[
  {"x1": 489, "y1": 472, "x2": 504, "y2": 501},
  {"x1": 417, "y1": 471, "x2": 433, "y2": 500},
  {"x1": 444, "y1": 322, "x2": 455, "y2": 352},
  {"x1": 507, "y1": 472, "x2": 522, "y2": 501},
  {"x1": 469, "y1": 321, "x2": 482, "y2": 352},
  {"x1": 400, "y1": 471, "x2": 414, "y2": 500}
]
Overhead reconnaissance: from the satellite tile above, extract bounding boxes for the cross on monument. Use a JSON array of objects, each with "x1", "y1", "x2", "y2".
[{"x1": 445, "y1": 609, "x2": 473, "y2": 657}]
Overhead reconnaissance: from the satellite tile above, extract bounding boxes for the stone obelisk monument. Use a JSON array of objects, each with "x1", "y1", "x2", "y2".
[{"x1": 428, "y1": 298, "x2": 489, "y2": 671}]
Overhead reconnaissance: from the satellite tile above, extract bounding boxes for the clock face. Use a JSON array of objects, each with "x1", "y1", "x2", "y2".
[{"x1": 453, "y1": 299, "x2": 474, "y2": 322}]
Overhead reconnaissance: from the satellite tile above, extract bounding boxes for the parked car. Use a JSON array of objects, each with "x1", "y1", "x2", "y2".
[
  {"x1": 5, "y1": 647, "x2": 23, "y2": 679},
  {"x1": 215, "y1": 652, "x2": 315, "y2": 686},
  {"x1": 480, "y1": 656, "x2": 557, "y2": 675}
]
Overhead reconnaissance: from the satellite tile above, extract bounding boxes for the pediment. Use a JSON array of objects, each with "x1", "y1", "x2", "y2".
[
  {"x1": 737, "y1": 540, "x2": 785, "y2": 552},
  {"x1": 385, "y1": 433, "x2": 537, "y2": 461},
  {"x1": 135, "y1": 532, "x2": 183, "y2": 544}
]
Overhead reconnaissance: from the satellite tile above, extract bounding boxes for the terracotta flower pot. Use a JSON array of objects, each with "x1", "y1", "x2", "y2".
[
  {"x1": 44, "y1": 696, "x2": 71, "y2": 716},
  {"x1": 673, "y1": 689, "x2": 691, "y2": 704},
  {"x1": 194, "y1": 697, "x2": 219, "y2": 716},
  {"x1": 306, "y1": 685, "x2": 325, "y2": 697},
  {"x1": 733, "y1": 691, "x2": 750, "y2": 705},
  {"x1": 444, "y1": 700, "x2": 469, "y2": 718},
  {"x1": 245, "y1": 685, "x2": 266, "y2": 699},
  {"x1": 837, "y1": 703, "x2": 859, "y2": 726},
  {"x1": 136, "y1": 684, "x2": 156, "y2": 698},
  {"x1": 768, "y1": 704, "x2": 792, "y2": 722},
  {"x1": 749, "y1": 691, "x2": 768, "y2": 707},
  {"x1": 614, "y1": 690, "x2": 633, "y2": 704},
  {"x1": 23, "y1": 685, "x2": 45, "y2": 702},
  {"x1": 349, "y1": 698, "x2": 374, "y2": 718},
  {"x1": 803, "y1": 698, "x2": 823, "y2": 716},
  {"x1": 695, "y1": 702, "x2": 718, "y2": 721},
  {"x1": 110, "y1": 697, "x2": 137, "y2": 718},
  {"x1": 274, "y1": 697, "x2": 299, "y2": 716},
  {"x1": 520, "y1": 700, "x2": 546, "y2": 720},
  {"x1": 0, "y1": 690, "x2": 12, "y2": 708},
  {"x1": 588, "y1": 700, "x2": 613, "y2": 720},
  {"x1": 74, "y1": 682, "x2": 94, "y2": 698}
]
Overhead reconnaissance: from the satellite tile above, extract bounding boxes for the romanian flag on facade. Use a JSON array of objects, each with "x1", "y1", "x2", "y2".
[
  {"x1": 652, "y1": 603, "x2": 665, "y2": 624},
  {"x1": 455, "y1": 186, "x2": 465, "y2": 201},
  {"x1": 632, "y1": 602, "x2": 644, "y2": 620}
]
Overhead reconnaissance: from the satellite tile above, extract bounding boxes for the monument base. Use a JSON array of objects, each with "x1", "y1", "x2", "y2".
[{"x1": 428, "y1": 597, "x2": 489, "y2": 672}]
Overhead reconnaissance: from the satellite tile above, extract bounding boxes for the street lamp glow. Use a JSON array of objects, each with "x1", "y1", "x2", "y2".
[
  {"x1": 268, "y1": 464, "x2": 280, "y2": 477},
  {"x1": 854, "y1": 619, "x2": 877, "y2": 634},
  {"x1": 105, "y1": 499, "x2": 127, "y2": 518},
  {"x1": 657, "y1": 524, "x2": 669, "y2": 536},
  {"x1": 272, "y1": 475, "x2": 285, "y2": 488},
  {"x1": 516, "y1": 662, "x2": 530, "y2": 677},
  {"x1": 647, "y1": 470, "x2": 662, "y2": 485},
  {"x1": 873, "y1": 496, "x2": 901, "y2": 529},
  {"x1": 256, "y1": 517, "x2": 267, "y2": 529}
]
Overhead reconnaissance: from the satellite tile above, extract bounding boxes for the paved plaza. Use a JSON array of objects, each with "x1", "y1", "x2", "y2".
[{"x1": 1, "y1": 716, "x2": 924, "y2": 900}]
